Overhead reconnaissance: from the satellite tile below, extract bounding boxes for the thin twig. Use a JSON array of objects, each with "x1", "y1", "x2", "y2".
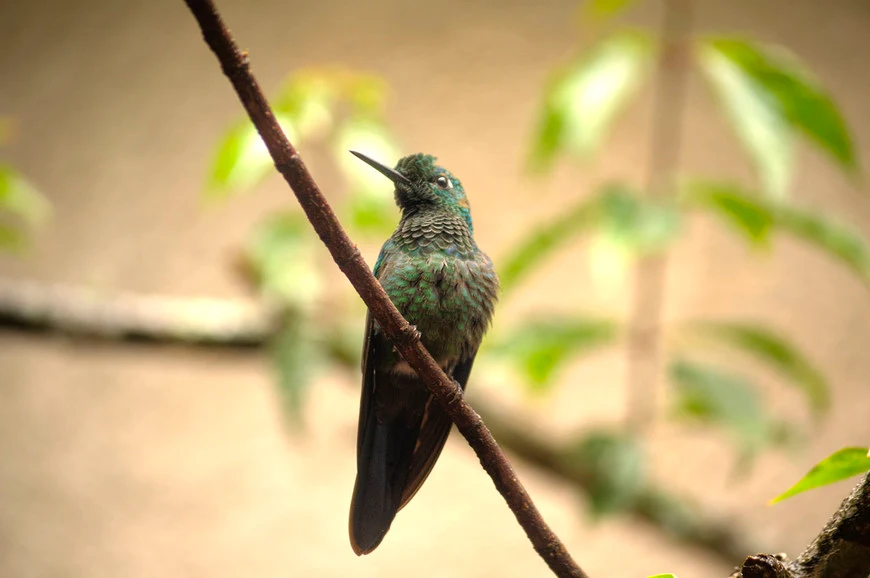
[
  {"x1": 625, "y1": 0, "x2": 695, "y2": 433},
  {"x1": 180, "y1": 1, "x2": 588, "y2": 576}
]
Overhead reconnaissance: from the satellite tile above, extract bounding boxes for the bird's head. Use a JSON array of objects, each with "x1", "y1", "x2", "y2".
[{"x1": 350, "y1": 151, "x2": 473, "y2": 232}]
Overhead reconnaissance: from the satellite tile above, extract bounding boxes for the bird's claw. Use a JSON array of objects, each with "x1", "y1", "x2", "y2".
[
  {"x1": 448, "y1": 382, "x2": 464, "y2": 405},
  {"x1": 407, "y1": 324, "x2": 422, "y2": 341}
]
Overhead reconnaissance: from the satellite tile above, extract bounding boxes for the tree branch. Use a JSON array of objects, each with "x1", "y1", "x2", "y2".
[
  {"x1": 180, "y1": 1, "x2": 587, "y2": 575},
  {"x1": 0, "y1": 277, "x2": 764, "y2": 564},
  {"x1": 730, "y1": 473, "x2": 870, "y2": 578},
  {"x1": 625, "y1": 0, "x2": 695, "y2": 433},
  {"x1": 4, "y1": 279, "x2": 869, "y2": 576}
]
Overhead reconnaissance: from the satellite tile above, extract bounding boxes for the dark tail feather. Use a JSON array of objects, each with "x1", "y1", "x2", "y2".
[{"x1": 349, "y1": 412, "x2": 418, "y2": 555}]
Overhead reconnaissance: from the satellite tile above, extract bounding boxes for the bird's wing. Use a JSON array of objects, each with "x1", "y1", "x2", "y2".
[{"x1": 398, "y1": 349, "x2": 479, "y2": 508}]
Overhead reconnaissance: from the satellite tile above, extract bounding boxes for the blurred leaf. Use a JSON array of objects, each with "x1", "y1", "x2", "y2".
[
  {"x1": 648, "y1": 575, "x2": 678, "y2": 578},
  {"x1": 669, "y1": 359, "x2": 770, "y2": 458},
  {"x1": 569, "y1": 430, "x2": 646, "y2": 517},
  {"x1": 0, "y1": 223, "x2": 24, "y2": 249},
  {"x1": 271, "y1": 313, "x2": 323, "y2": 426},
  {"x1": 706, "y1": 37, "x2": 857, "y2": 172},
  {"x1": 589, "y1": 184, "x2": 683, "y2": 287},
  {"x1": 343, "y1": 73, "x2": 390, "y2": 117},
  {"x1": 489, "y1": 316, "x2": 618, "y2": 391},
  {"x1": 499, "y1": 196, "x2": 599, "y2": 292},
  {"x1": 596, "y1": 184, "x2": 682, "y2": 254},
  {"x1": 273, "y1": 72, "x2": 336, "y2": 139},
  {"x1": 685, "y1": 181, "x2": 870, "y2": 283},
  {"x1": 206, "y1": 115, "x2": 297, "y2": 197},
  {"x1": 334, "y1": 116, "x2": 401, "y2": 237},
  {"x1": 699, "y1": 43, "x2": 794, "y2": 199},
  {"x1": 528, "y1": 31, "x2": 652, "y2": 172},
  {"x1": 690, "y1": 321, "x2": 830, "y2": 417},
  {"x1": 500, "y1": 184, "x2": 680, "y2": 293},
  {"x1": 245, "y1": 211, "x2": 321, "y2": 309},
  {"x1": 770, "y1": 447, "x2": 870, "y2": 504},
  {"x1": 683, "y1": 180, "x2": 775, "y2": 245},
  {"x1": 581, "y1": 0, "x2": 638, "y2": 22},
  {"x1": 776, "y1": 204, "x2": 870, "y2": 282},
  {"x1": 0, "y1": 163, "x2": 51, "y2": 226}
]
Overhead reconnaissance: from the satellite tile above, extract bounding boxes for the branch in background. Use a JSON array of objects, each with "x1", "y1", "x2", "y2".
[
  {"x1": 625, "y1": 0, "x2": 695, "y2": 432},
  {"x1": 0, "y1": 279, "x2": 270, "y2": 346},
  {"x1": 0, "y1": 277, "x2": 759, "y2": 565},
  {"x1": 731, "y1": 472, "x2": 870, "y2": 578},
  {"x1": 474, "y1": 400, "x2": 760, "y2": 564},
  {"x1": 181, "y1": 1, "x2": 587, "y2": 576}
]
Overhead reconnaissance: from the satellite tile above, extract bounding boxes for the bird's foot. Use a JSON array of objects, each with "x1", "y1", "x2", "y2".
[
  {"x1": 406, "y1": 324, "x2": 422, "y2": 341},
  {"x1": 448, "y1": 381, "x2": 464, "y2": 405}
]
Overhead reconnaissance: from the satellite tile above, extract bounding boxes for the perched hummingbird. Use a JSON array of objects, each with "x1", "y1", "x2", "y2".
[{"x1": 348, "y1": 151, "x2": 499, "y2": 555}]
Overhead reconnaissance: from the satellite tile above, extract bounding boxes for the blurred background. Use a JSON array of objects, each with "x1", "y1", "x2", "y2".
[{"x1": 1, "y1": 0, "x2": 869, "y2": 576}]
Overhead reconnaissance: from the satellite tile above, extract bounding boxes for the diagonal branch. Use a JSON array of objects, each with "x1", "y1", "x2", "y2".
[
  {"x1": 180, "y1": 1, "x2": 588, "y2": 576},
  {"x1": 0, "y1": 277, "x2": 763, "y2": 565}
]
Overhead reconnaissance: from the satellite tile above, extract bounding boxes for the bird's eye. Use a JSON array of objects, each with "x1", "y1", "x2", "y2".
[{"x1": 435, "y1": 176, "x2": 450, "y2": 189}]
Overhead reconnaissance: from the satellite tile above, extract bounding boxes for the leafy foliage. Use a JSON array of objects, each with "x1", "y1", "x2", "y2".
[
  {"x1": 243, "y1": 211, "x2": 322, "y2": 308},
  {"x1": 685, "y1": 180, "x2": 870, "y2": 283},
  {"x1": 580, "y1": 0, "x2": 639, "y2": 23},
  {"x1": 271, "y1": 313, "x2": 324, "y2": 425},
  {"x1": 669, "y1": 359, "x2": 772, "y2": 457},
  {"x1": 770, "y1": 447, "x2": 870, "y2": 504},
  {"x1": 206, "y1": 69, "x2": 400, "y2": 241},
  {"x1": 700, "y1": 37, "x2": 856, "y2": 198},
  {"x1": 528, "y1": 31, "x2": 653, "y2": 172},
  {"x1": 688, "y1": 321, "x2": 830, "y2": 416},
  {"x1": 0, "y1": 163, "x2": 50, "y2": 250},
  {"x1": 683, "y1": 180, "x2": 775, "y2": 245},
  {"x1": 489, "y1": 316, "x2": 618, "y2": 392},
  {"x1": 569, "y1": 430, "x2": 646, "y2": 516},
  {"x1": 499, "y1": 184, "x2": 680, "y2": 292}
]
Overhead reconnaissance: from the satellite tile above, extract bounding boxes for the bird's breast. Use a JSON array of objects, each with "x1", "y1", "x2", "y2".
[{"x1": 378, "y1": 251, "x2": 498, "y2": 360}]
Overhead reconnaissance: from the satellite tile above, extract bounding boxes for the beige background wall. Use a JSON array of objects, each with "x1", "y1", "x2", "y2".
[{"x1": 1, "y1": 1, "x2": 869, "y2": 577}]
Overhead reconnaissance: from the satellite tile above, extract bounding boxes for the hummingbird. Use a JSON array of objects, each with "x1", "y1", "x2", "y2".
[{"x1": 348, "y1": 151, "x2": 499, "y2": 555}]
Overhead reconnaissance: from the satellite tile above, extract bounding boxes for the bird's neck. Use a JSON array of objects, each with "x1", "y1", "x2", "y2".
[{"x1": 394, "y1": 207, "x2": 475, "y2": 256}]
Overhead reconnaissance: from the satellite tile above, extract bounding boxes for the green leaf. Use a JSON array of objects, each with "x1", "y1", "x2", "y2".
[
  {"x1": 690, "y1": 321, "x2": 829, "y2": 416},
  {"x1": 270, "y1": 313, "x2": 323, "y2": 426},
  {"x1": 569, "y1": 431, "x2": 646, "y2": 517},
  {"x1": 206, "y1": 115, "x2": 296, "y2": 198},
  {"x1": 334, "y1": 116, "x2": 401, "y2": 237},
  {"x1": 498, "y1": 196, "x2": 599, "y2": 292},
  {"x1": 699, "y1": 43, "x2": 794, "y2": 199},
  {"x1": 705, "y1": 37, "x2": 857, "y2": 175},
  {"x1": 587, "y1": 185, "x2": 683, "y2": 288},
  {"x1": 596, "y1": 185, "x2": 682, "y2": 254},
  {"x1": 770, "y1": 447, "x2": 870, "y2": 504},
  {"x1": 685, "y1": 181, "x2": 870, "y2": 283},
  {"x1": 683, "y1": 180, "x2": 775, "y2": 245},
  {"x1": 582, "y1": 0, "x2": 638, "y2": 22},
  {"x1": 528, "y1": 31, "x2": 652, "y2": 172},
  {"x1": 0, "y1": 163, "x2": 51, "y2": 226},
  {"x1": 0, "y1": 223, "x2": 24, "y2": 249},
  {"x1": 273, "y1": 72, "x2": 336, "y2": 139},
  {"x1": 776, "y1": 204, "x2": 870, "y2": 282},
  {"x1": 245, "y1": 211, "x2": 321, "y2": 309},
  {"x1": 669, "y1": 359, "x2": 770, "y2": 457},
  {"x1": 489, "y1": 316, "x2": 618, "y2": 391}
]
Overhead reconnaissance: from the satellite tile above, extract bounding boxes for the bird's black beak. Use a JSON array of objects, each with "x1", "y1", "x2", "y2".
[{"x1": 349, "y1": 151, "x2": 410, "y2": 185}]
